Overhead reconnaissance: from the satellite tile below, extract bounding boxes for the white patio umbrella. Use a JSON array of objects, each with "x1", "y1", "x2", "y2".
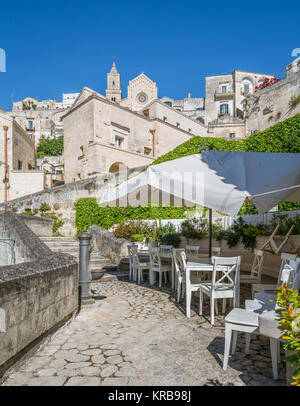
[{"x1": 99, "y1": 150, "x2": 300, "y2": 255}]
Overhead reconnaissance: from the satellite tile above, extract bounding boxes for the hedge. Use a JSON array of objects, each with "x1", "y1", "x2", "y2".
[
  {"x1": 152, "y1": 114, "x2": 300, "y2": 166},
  {"x1": 75, "y1": 199, "x2": 193, "y2": 234}
]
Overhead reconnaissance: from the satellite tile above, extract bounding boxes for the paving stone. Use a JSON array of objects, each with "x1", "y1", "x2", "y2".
[
  {"x1": 81, "y1": 349, "x2": 102, "y2": 356},
  {"x1": 65, "y1": 362, "x2": 92, "y2": 369},
  {"x1": 100, "y1": 365, "x2": 118, "y2": 377},
  {"x1": 80, "y1": 367, "x2": 101, "y2": 376},
  {"x1": 36, "y1": 368, "x2": 57, "y2": 377},
  {"x1": 101, "y1": 377, "x2": 127, "y2": 386},
  {"x1": 65, "y1": 377, "x2": 101, "y2": 386},
  {"x1": 91, "y1": 355, "x2": 105, "y2": 364},
  {"x1": 106, "y1": 355, "x2": 123, "y2": 365},
  {"x1": 65, "y1": 353, "x2": 90, "y2": 363},
  {"x1": 26, "y1": 376, "x2": 66, "y2": 386},
  {"x1": 103, "y1": 349, "x2": 121, "y2": 356}
]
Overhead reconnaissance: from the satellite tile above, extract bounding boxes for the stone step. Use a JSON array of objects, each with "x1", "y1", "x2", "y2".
[{"x1": 91, "y1": 269, "x2": 129, "y2": 282}]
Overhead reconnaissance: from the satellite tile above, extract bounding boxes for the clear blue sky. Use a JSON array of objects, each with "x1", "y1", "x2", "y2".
[{"x1": 0, "y1": 0, "x2": 299, "y2": 110}]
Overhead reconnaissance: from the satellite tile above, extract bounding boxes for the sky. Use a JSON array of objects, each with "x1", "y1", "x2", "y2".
[{"x1": 0, "y1": 0, "x2": 299, "y2": 110}]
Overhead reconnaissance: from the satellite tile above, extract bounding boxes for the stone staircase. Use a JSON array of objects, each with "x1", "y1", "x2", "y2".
[{"x1": 40, "y1": 237, "x2": 129, "y2": 282}]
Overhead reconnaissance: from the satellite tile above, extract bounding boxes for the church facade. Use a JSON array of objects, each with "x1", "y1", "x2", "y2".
[{"x1": 63, "y1": 62, "x2": 207, "y2": 182}]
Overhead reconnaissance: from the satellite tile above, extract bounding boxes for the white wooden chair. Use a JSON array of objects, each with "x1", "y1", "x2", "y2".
[
  {"x1": 199, "y1": 256, "x2": 241, "y2": 325},
  {"x1": 127, "y1": 245, "x2": 135, "y2": 281},
  {"x1": 160, "y1": 245, "x2": 173, "y2": 253},
  {"x1": 222, "y1": 308, "x2": 281, "y2": 380},
  {"x1": 226, "y1": 260, "x2": 300, "y2": 380},
  {"x1": 259, "y1": 224, "x2": 296, "y2": 254},
  {"x1": 149, "y1": 247, "x2": 172, "y2": 288},
  {"x1": 185, "y1": 245, "x2": 200, "y2": 261},
  {"x1": 180, "y1": 251, "x2": 217, "y2": 318},
  {"x1": 148, "y1": 241, "x2": 159, "y2": 248},
  {"x1": 240, "y1": 249, "x2": 264, "y2": 292},
  {"x1": 172, "y1": 248, "x2": 187, "y2": 302},
  {"x1": 132, "y1": 246, "x2": 150, "y2": 285},
  {"x1": 252, "y1": 252, "x2": 298, "y2": 296}
]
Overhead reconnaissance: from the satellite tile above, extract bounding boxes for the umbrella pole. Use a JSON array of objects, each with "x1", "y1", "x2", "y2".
[{"x1": 209, "y1": 208, "x2": 212, "y2": 258}]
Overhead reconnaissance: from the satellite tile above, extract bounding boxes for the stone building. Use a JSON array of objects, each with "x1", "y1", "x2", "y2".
[
  {"x1": 63, "y1": 86, "x2": 207, "y2": 183},
  {"x1": 204, "y1": 70, "x2": 274, "y2": 139},
  {"x1": 0, "y1": 112, "x2": 47, "y2": 202},
  {"x1": 245, "y1": 57, "x2": 300, "y2": 135},
  {"x1": 160, "y1": 94, "x2": 205, "y2": 123},
  {"x1": 9, "y1": 93, "x2": 79, "y2": 145}
]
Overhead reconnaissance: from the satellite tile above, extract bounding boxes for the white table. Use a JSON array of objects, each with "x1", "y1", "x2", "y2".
[{"x1": 185, "y1": 261, "x2": 240, "y2": 318}]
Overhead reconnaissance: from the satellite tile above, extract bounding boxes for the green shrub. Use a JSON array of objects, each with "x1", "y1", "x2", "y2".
[
  {"x1": 131, "y1": 234, "x2": 145, "y2": 242},
  {"x1": 289, "y1": 94, "x2": 300, "y2": 108},
  {"x1": 40, "y1": 202, "x2": 51, "y2": 212},
  {"x1": 181, "y1": 218, "x2": 208, "y2": 240},
  {"x1": 21, "y1": 209, "x2": 34, "y2": 216},
  {"x1": 37, "y1": 135, "x2": 63, "y2": 156},
  {"x1": 160, "y1": 232, "x2": 181, "y2": 248},
  {"x1": 75, "y1": 199, "x2": 192, "y2": 234},
  {"x1": 276, "y1": 284, "x2": 300, "y2": 386}
]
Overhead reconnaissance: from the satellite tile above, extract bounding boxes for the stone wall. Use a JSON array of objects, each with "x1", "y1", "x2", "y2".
[
  {"x1": 246, "y1": 60, "x2": 300, "y2": 135},
  {"x1": 0, "y1": 166, "x2": 144, "y2": 236},
  {"x1": 17, "y1": 214, "x2": 53, "y2": 237},
  {"x1": 0, "y1": 212, "x2": 78, "y2": 377},
  {"x1": 88, "y1": 225, "x2": 130, "y2": 265}
]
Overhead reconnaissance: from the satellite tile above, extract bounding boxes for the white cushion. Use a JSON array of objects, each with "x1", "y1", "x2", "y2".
[{"x1": 225, "y1": 308, "x2": 259, "y2": 326}]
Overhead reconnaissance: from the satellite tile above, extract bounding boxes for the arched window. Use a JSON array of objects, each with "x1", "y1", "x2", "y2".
[{"x1": 241, "y1": 78, "x2": 253, "y2": 95}]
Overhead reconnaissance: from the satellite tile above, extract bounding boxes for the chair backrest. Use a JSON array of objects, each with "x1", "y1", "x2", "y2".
[
  {"x1": 133, "y1": 242, "x2": 143, "y2": 250},
  {"x1": 131, "y1": 246, "x2": 140, "y2": 266},
  {"x1": 250, "y1": 249, "x2": 264, "y2": 281},
  {"x1": 211, "y1": 256, "x2": 241, "y2": 289},
  {"x1": 277, "y1": 252, "x2": 298, "y2": 287},
  {"x1": 172, "y1": 248, "x2": 186, "y2": 279},
  {"x1": 149, "y1": 247, "x2": 160, "y2": 268},
  {"x1": 160, "y1": 245, "x2": 173, "y2": 253},
  {"x1": 185, "y1": 245, "x2": 200, "y2": 255},
  {"x1": 128, "y1": 245, "x2": 134, "y2": 264},
  {"x1": 212, "y1": 247, "x2": 221, "y2": 256},
  {"x1": 148, "y1": 241, "x2": 159, "y2": 248}
]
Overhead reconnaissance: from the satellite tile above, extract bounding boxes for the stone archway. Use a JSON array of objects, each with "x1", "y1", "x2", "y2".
[{"x1": 109, "y1": 162, "x2": 128, "y2": 173}]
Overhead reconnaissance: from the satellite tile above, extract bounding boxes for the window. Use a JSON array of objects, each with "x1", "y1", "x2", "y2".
[
  {"x1": 229, "y1": 133, "x2": 235, "y2": 139},
  {"x1": 220, "y1": 104, "x2": 229, "y2": 114},
  {"x1": 28, "y1": 133, "x2": 33, "y2": 139},
  {"x1": 28, "y1": 120, "x2": 33, "y2": 129},
  {"x1": 111, "y1": 97, "x2": 116, "y2": 102},
  {"x1": 115, "y1": 136, "x2": 123, "y2": 148},
  {"x1": 221, "y1": 85, "x2": 227, "y2": 94},
  {"x1": 243, "y1": 83, "x2": 250, "y2": 94},
  {"x1": 18, "y1": 160, "x2": 23, "y2": 170}
]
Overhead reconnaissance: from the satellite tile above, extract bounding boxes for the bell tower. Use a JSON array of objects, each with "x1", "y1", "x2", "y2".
[{"x1": 105, "y1": 58, "x2": 122, "y2": 102}]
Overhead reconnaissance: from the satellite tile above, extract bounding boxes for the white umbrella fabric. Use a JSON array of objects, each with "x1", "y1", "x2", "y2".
[{"x1": 99, "y1": 150, "x2": 300, "y2": 216}]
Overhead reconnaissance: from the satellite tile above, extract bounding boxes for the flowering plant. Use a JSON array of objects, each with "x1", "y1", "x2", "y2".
[
  {"x1": 255, "y1": 77, "x2": 280, "y2": 92},
  {"x1": 276, "y1": 283, "x2": 300, "y2": 386}
]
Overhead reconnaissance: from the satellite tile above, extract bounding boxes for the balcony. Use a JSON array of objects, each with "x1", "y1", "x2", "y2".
[
  {"x1": 215, "y1": 90, "x2": 235, "y2": 99},
  {"x1": 26, "y1": 126, "x2": 35, "y2": 131}
]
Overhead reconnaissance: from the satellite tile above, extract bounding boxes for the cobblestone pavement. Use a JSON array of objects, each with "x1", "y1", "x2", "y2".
[{"x1": 1, "y1": 279, "x2": 286, "y2": 386}]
